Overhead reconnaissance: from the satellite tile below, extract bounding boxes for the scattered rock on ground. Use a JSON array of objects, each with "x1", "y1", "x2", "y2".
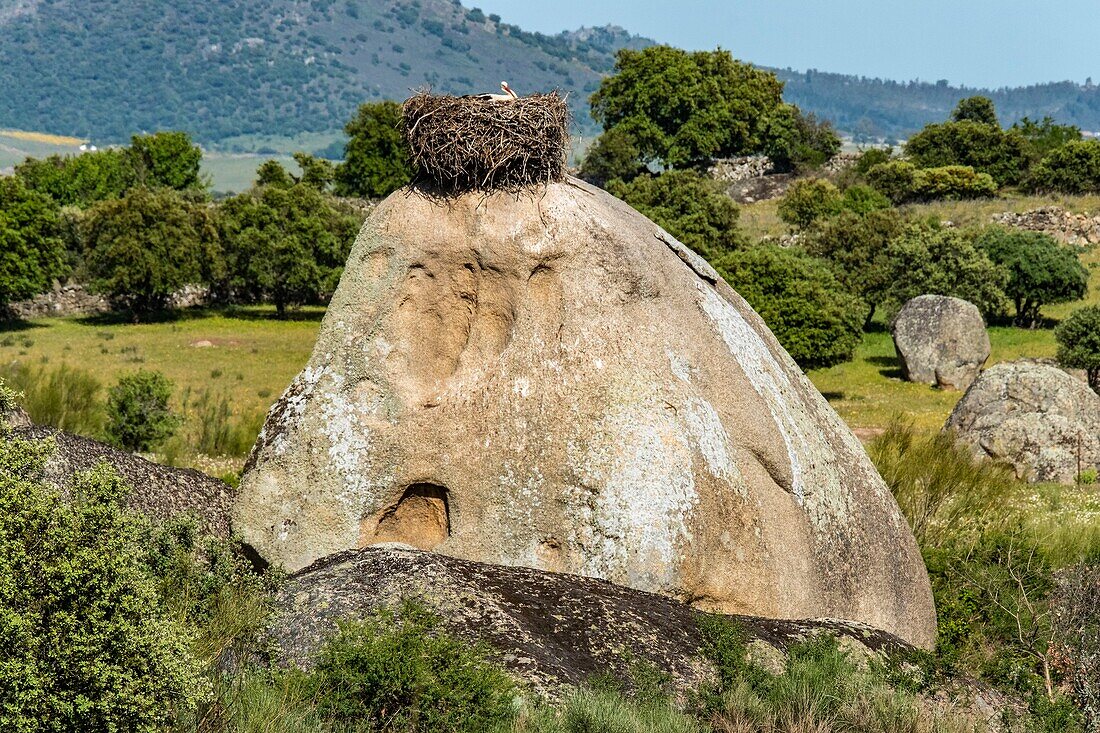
[
  {"x1": 235, "y1": 176, "x2": 935, "y2": 648},
  {"x1": 944, "y1": 360, "x2": 1100, "y2": 484},
  {"x1": 891, "y1": 295, "x2": 990, "y2": 391},
  {"x1": 270, "y1": 545, "x2": 913, "y2": 696},
  {"x1": 12, "y1": 425, "x2": 237, "y2": 536}
]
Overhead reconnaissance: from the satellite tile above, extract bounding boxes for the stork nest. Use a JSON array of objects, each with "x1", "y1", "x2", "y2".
[{"x1": 402, "y1": 91, "x2": 569, "y2": 193}]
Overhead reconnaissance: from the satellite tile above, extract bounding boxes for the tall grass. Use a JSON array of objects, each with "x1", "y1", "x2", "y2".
[
  {"x1": 0, "y1": 362, "x2": 105, "y2": 436},
  {"x1": 868, "y1": 420, "x2": 1017, "y2": 546},
  {"x1": 186, "y1": 389, "x2": 264, "y2": 457}
]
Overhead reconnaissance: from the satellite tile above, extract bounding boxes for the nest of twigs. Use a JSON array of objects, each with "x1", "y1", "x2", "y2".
[{"x1": 402, "y1": 91, "x2": 569, "y2": 193}]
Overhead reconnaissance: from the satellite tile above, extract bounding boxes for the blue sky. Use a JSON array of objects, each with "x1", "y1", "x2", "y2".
[{"x1": 474, "y1": 0, "x2": 1097, "y2": 89}]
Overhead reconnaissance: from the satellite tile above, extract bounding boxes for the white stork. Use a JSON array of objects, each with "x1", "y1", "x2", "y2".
[{"x1": 468, "y1": 81, "x2": 518, "y2": 102}]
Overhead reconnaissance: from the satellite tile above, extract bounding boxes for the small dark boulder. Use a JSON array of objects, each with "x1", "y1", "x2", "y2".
[
  {"x1": 12, "y1": 425, "x2": 236, "y2": 537},
  {"x1": 892, "y1": 295, "x2": 990, "y2": 391},
  {"x1": 270, "y1": 545, "x2": 913, "y2": 696}
]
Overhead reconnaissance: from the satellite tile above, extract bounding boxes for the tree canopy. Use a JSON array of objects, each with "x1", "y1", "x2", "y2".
[
  {"x1": 81, "y1": 187, "x2": 221, "y2": 317},
  {"x1": 590, "y1": 46, "x2": 786, "y2": 169},
  {"x1": 1055, "y1": 306, "x2": 1100, "y2": 394},
  {"x1": 951, "y1": 96, "x2": 999, "y2": 126},
  {"x1": 219, "y1": 183, "x2": 360, "y2": 317},
  {"x1": 0, "y1": 177, "x2": 68, "y2": 309},
  {"x1": 976, "y1": 228, "x2": 1088, "y2": 326},
  {"x1": 335, "y1": 101, "x2": 412, "y2": 198}
]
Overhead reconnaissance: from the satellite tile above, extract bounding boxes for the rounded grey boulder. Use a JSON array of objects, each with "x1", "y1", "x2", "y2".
[
  {"x1": 945, "y1": 360, "x2": 1100, "y2": 484},
  {"x1": 891, "y1": 295, "x2": 990, "y2": 391}
]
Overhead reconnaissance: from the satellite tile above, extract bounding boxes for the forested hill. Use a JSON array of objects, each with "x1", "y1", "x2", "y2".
[
  {"x1": 0, "y1": 0, "x2": 649, "y2": 143},
  {"x1": 771, "y1": 68, "x2": 1100, "y2": 141},
  {"x1": 3, "y1": 0, "x2": 1100, "y2": 146}
]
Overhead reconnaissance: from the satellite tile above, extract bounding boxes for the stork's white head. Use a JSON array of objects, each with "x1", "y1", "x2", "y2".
[{"x1": 500, "y1": 81, "x2": 517, "y2": 99}]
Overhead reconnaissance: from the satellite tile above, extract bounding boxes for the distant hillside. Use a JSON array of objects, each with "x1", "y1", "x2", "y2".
[
  {"x1": 0, "y1": 0, "x2": 649, "y2": 144},
  {"x1": 771, "y1": 68, "x2": 1100, "y2": 140},
  {"x1": 4, "y1": 0, "x2": 1100, "y2": 148}
]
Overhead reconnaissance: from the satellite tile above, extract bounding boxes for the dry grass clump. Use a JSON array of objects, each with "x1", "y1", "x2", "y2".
[{"x1": 402, "y1": 91, "x2": 569, "y2": 192}]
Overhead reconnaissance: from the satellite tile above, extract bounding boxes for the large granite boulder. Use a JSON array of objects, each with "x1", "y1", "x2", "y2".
[
  {"x1": 891, "y1": 295, "x2": 990, "y2": 391},
  {"x1": 271, "y1": 546, "x2": 913, "y2": 695},
  {"x1": 234, "y1": 177, "x2": 935, "y2": 648},
  {"x1": 944, "y1": 361, "x2": 1100, "y2": 484},
  {"x1": 13, "y1": 425, "x2": 236, "y2": 537}
]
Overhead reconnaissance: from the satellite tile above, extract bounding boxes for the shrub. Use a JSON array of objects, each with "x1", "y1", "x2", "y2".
[
  {"x1": 853, "y1": 147, "x2": 892, "y2": 176},
  {"x1": 1051, "y1": 563, "x2": 1100, "y2": 730},
  {"x1": 1030, "y1": 140, "x2": 1100, "y2": 194},
  {"x1": 0, "y1": 176, "x2": 68, "y2": 309},
  {"x1": 191, "y1": 389, "x2": 264, "y2": 457},
  {"x1": 608, "y1": 171, "x2": 745, "y2": 259},
  {"x1": 14, "y1": 148, "x2": 135, "y2": 207},
  {"x1": 579, "y1": 127, "x2": 645, "y2": 187},
  {"x1": 762, "y1": 104, "x2": 842, "y2": 171},
  {"x1": 803, "y1": 208, "x2": 906, "y2": 326},
  {"x1": 913, "y1": 165, "x2": 997, "y2": 200},
  {"x1": 1013, "y1": 116, "x2": 1082, "y2": 160},
  {"x1": 867, "y1": 160, "x2": 920, "y2": 203},
  {"x1": 838, "y1": 183, "x2": 891, "y2": 215},
  {"x1": 1056, "y1": 306, "x2": 1100, "y2": 394},
  {"x1": 714, "y1": 245, "x2": 865, "y2": 368},
  {"x1": 218, "y1": 183, "x2": 360, "y2": 317},
  {"x1": 0, "y1": 362, "x2": 104, "y2": 437},
  {"x1": 905, "y1": 120, "x2": 1031, "y2": 186},
  {"x1": 513, "y1": 686, "x2": 702, "y2": 733},
  {"x1": 81, "y1": 187, "x2": 222, "y2": 317},
  {"x1": 304, "y1": 599, "x2": 519, "y2": 732},
  {"x1": 105, "y1": 370, "x2": 180, "y2": 451},
  {"x1": 882, "y1": 223, "x2": 1009, "y2": 319},
  {"x1": 0, "y1": 434, "x2": 206, "y2": 730},
  {"x1": 776, "y1": 177, "x2": 841, "y2": 229},
  {"x1": 335, "y1": 100, "x2": 412, "y2": 198},
  {"x1": 976, "y1": 227, "x2": 1088, "y2": 326}
]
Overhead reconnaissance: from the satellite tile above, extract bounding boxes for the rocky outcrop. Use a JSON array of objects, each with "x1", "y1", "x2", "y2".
[
  {"x1": 891, "y1": 295, "x2": 990, "y2": 391},
  {"x1": 271, "y1": 545, "x2": 913, "y2": 695},
  {"x1": 235, "y1": 176, "x2": 935, "y2": 648},
  {"x1": 990, "y1": 207, "x2": 1100, "y2": 248},
  {"x1": 944, "y1": 361, "x2": 1100, "y2": 484},
  {"x1": 13, "y1": 425, "x2": 237, "y2": 536},
  {"x1": 708, "y1": 156, "x2": 775, "y2": 183}
]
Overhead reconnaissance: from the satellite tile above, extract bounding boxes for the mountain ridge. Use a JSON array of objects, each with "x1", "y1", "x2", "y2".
[{"x1": 3, "y1": 0, "x2": 1100, "y2": 146}]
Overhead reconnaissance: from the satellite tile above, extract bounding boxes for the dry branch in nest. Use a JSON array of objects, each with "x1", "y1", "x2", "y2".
[{"x1": 402, "y1": 91, "x2": 569, "y2": 193}]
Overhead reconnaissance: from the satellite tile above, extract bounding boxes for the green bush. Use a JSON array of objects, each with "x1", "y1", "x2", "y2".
[
  {"x1": 608, "y1": 171, "x2": 745, "y2": 259},
  {"x1": 1030, "y1": 140, "x2": 1100, "y2": 194},
  {"x1": 838, "y1": 183, "x2": 891, "y2": 215},
  {"x1": 512, "y1": 685, "x2": 702, "y2": 733},
  {"x1": 882, "y1": 223, "x2": 1009, "y2": 319},
  {"x1": 105, "y1": 370, "x2": 180, "y2": 451},
  {"x1": 128, "y1": 131, "x2": 205, "y2": 192},
  {"x1": 762, "y1": 104, "x2": 842, "y2": 171},
  {"x1": 776, "y1": 177, "x2": 841, "y2": 229},
  {"x1": 714, "y1": 245, "x2": 865, "y2": 368},
  {"x1": 913, "y1": 165, "x2": 997, "y2": 200},
  {"x1": 304, "y1": 599, "x2": 519, "y2": 732},
  {"x1": 0, "y1": 362, "x2": 104, "y2": 437},
  {"x1": 1056, "y1": 305, "x2": 1100, "y2": 394},
  {"x1": 976, "y1": 227, "x2": 1088, "y2": 326},
  {"x1": 1012, "y1": 116, "x2": 1082, "y2": 161},
  {"x1": 0, "y1": 433, "x2": 206, "y2": 731},
  {"x1": 0, "y1": 176, "x2": 68, "y2": 309},
  {"x1": 803, "y1": 208, "x2": 906, "y2": 326},
  {"x1": 335, "y1": 101, "x2": 412, "y2": 198},
  {"x1": 866, "y1": 160, "x2": 920, "y2": 203},
  {"x1": 82, "y1": 187, "x2": 222, "y2": 317},
  {"x1": 905, "y1": 119, "x2": 1031, "y2": 186},
  {"x1": 14, "y1": 148, "x2": 136, "y2": 207},
  {"x1": 579, "y1": 127, "x2": 645, "y2": 187},
  {"x1": 852, "y1": 147, "x2": 893, "y2": 176}
]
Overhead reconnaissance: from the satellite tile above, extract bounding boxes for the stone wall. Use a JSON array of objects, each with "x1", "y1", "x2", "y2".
[
  {"x1": 990, "y1": 207, "x2": 1100, "y2": 247},
  {"x1": 708, "y1": 156, "x2": 774, "y2": 183},
  {"x1": 4, "y1": 282, "x2": 210, "y2": 320}
]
